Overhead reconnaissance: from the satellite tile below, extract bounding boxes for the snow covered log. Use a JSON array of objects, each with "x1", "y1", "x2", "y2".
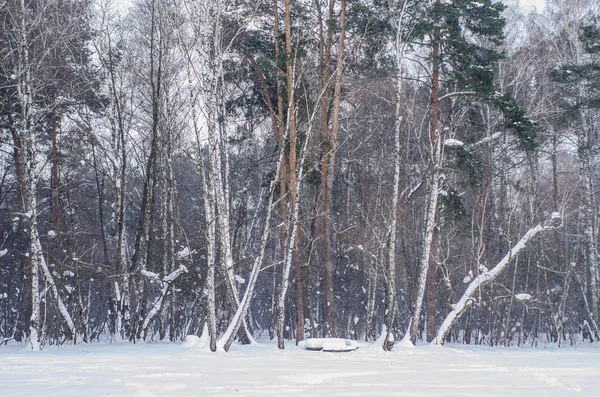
[
  {"x1": 434, "y1": 216, "x2": 561, "y2": 345},
  {"x1": 302, "y1": 338, "x2": 359, "y2": 352}
]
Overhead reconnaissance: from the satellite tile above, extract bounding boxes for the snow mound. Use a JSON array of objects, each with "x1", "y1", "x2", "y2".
[
  {"x1": 515, "y1": 293, "x2": 532, "y2": 301},
  {"x1": 133, "y1": 389, "x2": 157, "y2": 397},
  {"x1": 396, "y1": 332, "x2": 415, "y2": 348},
  {"x1": 303, "y1": 338, "x2": 358, "y2": 352},
  {"x1": 370, "y1": 325, "x2": 397, "y2": 351},
  {"x1": 181, "y1": 335, "x2": 200, "y2": 348},
  {"x1": 444, "y1": 138, "x2": 464, "y2": 147},
  {"x1": 322, "y1": 339, "x2": 358, "y2": 352},
  {"x1": 198, "y1": 323, "x2": 209, "y2": 344},
  {"x1": 181, "y1": 324, "x2": 211, "y2": 349}
]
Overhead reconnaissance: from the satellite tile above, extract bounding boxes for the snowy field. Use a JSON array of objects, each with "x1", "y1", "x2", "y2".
[{"x1": 2, "y1": 339, "x2": 600, "y2": 396}]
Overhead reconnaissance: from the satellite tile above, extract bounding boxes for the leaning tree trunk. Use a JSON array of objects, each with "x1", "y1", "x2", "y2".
[
  {"x1": 218, "y1": 126, "x2": 289, "y2": 352},
  {"x1": 434, "y1": 219, "x2": 560, "y2": 344}
]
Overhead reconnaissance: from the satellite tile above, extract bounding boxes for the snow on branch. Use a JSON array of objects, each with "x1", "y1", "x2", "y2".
[
  {"x1": 474, "y1": 131, "x2": 503, "y2": 146},
  {"x1": 434, "y1": 215, "x2": 561, "y2": 345},
  {"x1": 141, "y1": 269, "x2": 160, "y2": 281},
  {"x1": 141, "y1": 265, "x2": 188, "y2": 284},
  {"x1": 164, "y1": 265, "x2": 188, "y2": 283},
  {"x1": 438, "y1": 91, "x2": 477, "y2": 102},
  {"x1": 139, "y1": 265, "x2": 188, "y2": 340}
]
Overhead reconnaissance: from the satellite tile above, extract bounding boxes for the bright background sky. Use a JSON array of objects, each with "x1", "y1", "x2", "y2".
[{"x1": 514, "y1": 0, "x2": 547, "y2": 11}]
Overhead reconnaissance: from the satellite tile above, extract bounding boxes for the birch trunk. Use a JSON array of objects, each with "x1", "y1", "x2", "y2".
[
  {"x1": 384, "y1": 105, "x2": 402, "y2": 350},
  {"x1": 218, "y1": 135, "x2": 288, "y2": 351},
  {"x1": 383, "y1": 0, "x2": 407, "y2": 350},
  {"x1": 15, "y1": 0, "x2": 41, "y2": 349},
  {"x1": 140, "y1": 265, "x2": 187, "y2": 340},
  {"x1": 578, "y1": 122, "x2": 599, "y2": 335},
  {"x1": 15, "y1": 0, "x2": 77, "y2": 347},
  {"x1": 408, "y1": 2, "x2": 442, "y2": 344},
  {"x1": 276, "y1": 0, "x2": 298, "y2": 349}
]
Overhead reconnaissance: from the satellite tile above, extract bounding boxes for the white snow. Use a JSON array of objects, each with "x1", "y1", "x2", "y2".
[
  {"x1": 181, "y1": 335, "x2": 201, "y2": 348},
  {"x1": 0, "y1": 248, "x2": 7, "y2": 257},
  {"x1": 551, "y1": 212, "x2": 561, "y2": 219},
  {"x1": 302, "y1": 338, "x2": 359, "y2": 352},
  {"x1": 515, "y1": 293, "x2": 533, "y2": 301},
  {"x1": 48, "y1": 230, "x2": 56, "y2": 237},
  {"x1": 1, "y1": 339, "x2": 600, "y2": 396},
  {"x1": 463, "y1": 270, "x2": 474, "y2": 284},
  {"x1": 176, "y1": 247, "x2": 191, "y2": 260},
  {"x1": 235, "y1": 275, "x2": 246, "y2": 284},
  {"x1": 444, "y1": 138, "x2": 465, "y2": 147}
]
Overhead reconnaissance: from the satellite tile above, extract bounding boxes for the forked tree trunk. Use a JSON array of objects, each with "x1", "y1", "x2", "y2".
[{"x1": 219, "y1": 130, "x2": 288, "y2": 352}]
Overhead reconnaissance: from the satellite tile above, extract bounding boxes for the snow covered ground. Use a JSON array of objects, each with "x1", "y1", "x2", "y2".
[{"x1": 1, "y1": 339, "x2": 600, "y2": 396}]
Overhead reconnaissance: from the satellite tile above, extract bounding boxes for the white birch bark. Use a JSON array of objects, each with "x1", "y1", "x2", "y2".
[
  {"x1": 275, "y1": 140, "x2": 305, "y2": 349},
  {"x1": 93, "y1": 11, "x2": 131, "y2": 340},
  {"x1": 408, "y1": 135, "x2": 443, "y2": 343},
  {"x1": 183, "y1": 37, "x2": 218, "y2": 350},
  {"x1": 16, "y1": 0, "x2": 77, "y2": 347},
  {"x1": 383, "y1": 0, "x2": 407, "y2": 350},
  {"x1": 180, "y1": 0, "x2": 255, "y2": 345},
  {"x1": 275, "y1": 67, "x2": 331, "y2": 349},
  {"x1": 112, "y1": 102, "x2": 130, "y2": 340},
  {"x1": 217, "y1": 143, "x2": 286, "y2": 350},
  {"x1": 140, "y1": 265, "x2": 188, "y2": 340},
  {"x1": 578, "y1": 113, "x2": 599, "y2": 332},
  {"x1": 17, "y1": 0, "x2": 41, "y2": 349},
  {"x1": 38, "y1": 244, "x2": 77, "y2": 339}
]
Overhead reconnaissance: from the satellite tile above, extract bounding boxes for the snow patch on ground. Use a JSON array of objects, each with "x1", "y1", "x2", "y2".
[
  {"x1": 181, "y1": 335, "x2": 200, "y2": 348},
  {"x1": 1, "y1": 339, "x2": 600, "y2": 396}
]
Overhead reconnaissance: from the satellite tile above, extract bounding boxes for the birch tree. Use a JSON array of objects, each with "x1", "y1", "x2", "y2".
[
  {"x1": 550, "y1": 2, "x2": 600, "y2": 338},
  {"x1": 0, "y1": 0, "x2": 95, "y2": 348}
]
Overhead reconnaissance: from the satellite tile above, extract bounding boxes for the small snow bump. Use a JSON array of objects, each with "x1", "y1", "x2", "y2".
[
  {"x1": 515, "y1": 293, "x2": 532, "y2": 301},
  {"x1": 444, "y1": 138, "x2": 464, "y2": 147},
  {"x1": 235, "y1": 275, "x2": 246, "y2": 284}
]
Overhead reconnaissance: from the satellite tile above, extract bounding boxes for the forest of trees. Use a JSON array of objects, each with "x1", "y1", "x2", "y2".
[{"x1": 1, "y1": 0, "x2": 599, "y2": 351}]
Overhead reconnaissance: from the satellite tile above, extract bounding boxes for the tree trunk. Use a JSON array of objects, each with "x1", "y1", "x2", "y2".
[
  {"x1": 408, "y1": 8, "x2": 442, "y2": 344},
  {"x1": 384, "y1": 0, "x2": 407, "y2": 344},
  {"x1": 319, "y1": 0, "x2": 347, "y2": 338}
]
